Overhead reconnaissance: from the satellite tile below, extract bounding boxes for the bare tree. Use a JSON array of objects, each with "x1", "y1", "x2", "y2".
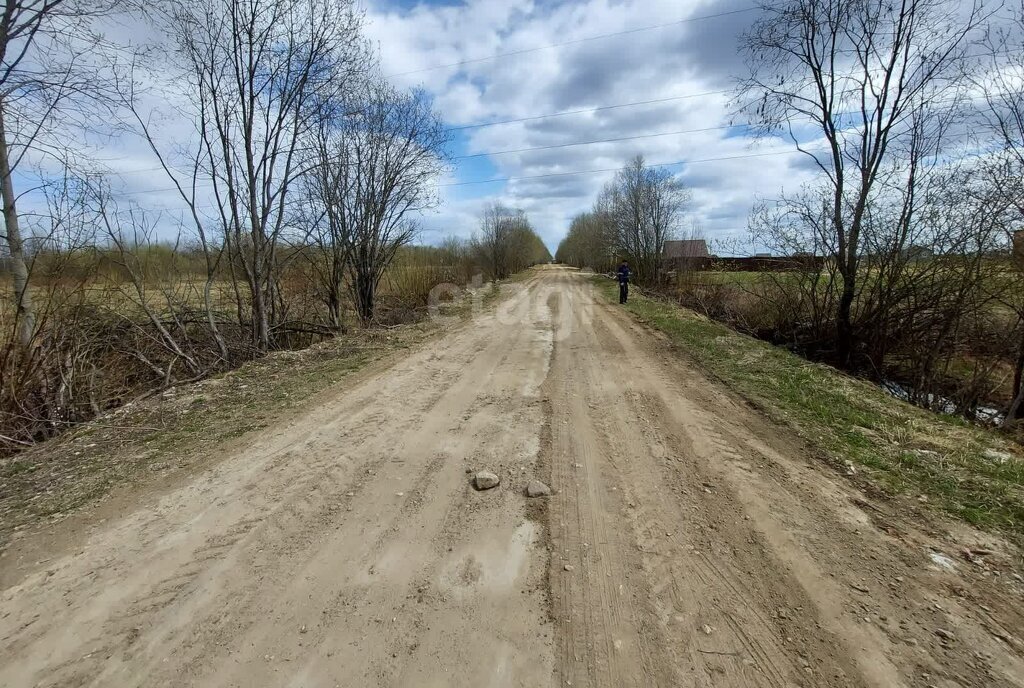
[
  {"x1": 134, "y1": 0, "x2": 369, "y2": 351},
  {"x1": 603, "y1": 155, "x2": 688, "y2": 283},
  {"x1": 327, "y1": 83, "x2": 447, "y2": 324},
  {"x1": 555, "y1": 211, "x2": 616, "y2": 272},
  {"x1": 90, "y1": 183, "x2": 207, "y2": 384},
  {"x1": 643, "y1": 161, "x2": 689, "y2": 281},
  {"x1": 0, "y1": 169, "x2": 101, "y2": 447},
  {"x1": 556, "y1": 158, "x2": 687, "y2": 278},
  {"x1": 1013, "y1": 234, "x2": 1024, "y2": 422},
  {"x1": 0, "y1": 0, "x2": 126, "y2": 347},
  {"x1": 472, "y1": 203, "x2": 549, "y2": 280},
  {"x1": 474, "y1": 202, "x2": 517, "y2": 280},
  {"x1": 739, "y1": 0, "x2": 985, "y2": 368},
  {"x1": 301, "y1": 108, "x2": 354, "y2": 331}
]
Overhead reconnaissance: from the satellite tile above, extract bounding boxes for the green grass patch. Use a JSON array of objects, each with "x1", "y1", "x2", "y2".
[{"x1": 595, "y1": 278, "x2": 1024, "y2": 541}]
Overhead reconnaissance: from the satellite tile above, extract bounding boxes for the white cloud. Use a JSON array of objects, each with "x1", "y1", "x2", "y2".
[
  {"x1": 13, "y1": 0, "x2": 819, "y2": 254},
  {"x1": 365, "y1": 0, "x2": 819, "y2": 251}
]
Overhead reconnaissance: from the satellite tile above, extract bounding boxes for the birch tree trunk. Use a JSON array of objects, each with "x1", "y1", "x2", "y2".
[{"x1": 0, "y1": 103, "x2": 33, "y2": 347}]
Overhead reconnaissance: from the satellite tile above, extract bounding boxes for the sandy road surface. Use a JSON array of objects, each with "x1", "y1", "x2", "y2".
[{"x1": 2, "y1": 267, "x2": 1024, "y2": 687}]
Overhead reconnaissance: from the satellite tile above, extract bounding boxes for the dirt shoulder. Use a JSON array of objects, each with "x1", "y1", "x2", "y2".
[
  {"x1": 594, "y1": 276, "x2": 1024, "y2": 551},
  {"x1": 0, "y1": 284, "x2": 499, "y2": 587}
]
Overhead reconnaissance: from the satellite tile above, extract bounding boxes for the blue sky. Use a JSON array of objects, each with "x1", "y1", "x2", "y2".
[
  {"x1": 11, "y1": 0, "x2": 822, "y2": 255},
  {"x1": 363, "y1": 0, "x2": 819, "y2": 252}
]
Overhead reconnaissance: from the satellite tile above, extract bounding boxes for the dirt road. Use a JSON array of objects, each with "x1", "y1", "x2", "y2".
[{"x1": 2, "y1": 268, "x2": 1023, "y2": 687}]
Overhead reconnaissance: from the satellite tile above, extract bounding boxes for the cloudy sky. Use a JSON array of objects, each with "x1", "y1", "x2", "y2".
[
  {"x1": 14, "y1": 0, "x2": 820, "y2": 255},
  {"x1": 362, "y1": 0, "x2": 813, "y2": 252}
]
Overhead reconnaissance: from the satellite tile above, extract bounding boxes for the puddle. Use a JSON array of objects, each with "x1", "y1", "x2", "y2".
[{"x1": 883, "y1": 381, "x2": 1005, "y2": 425}]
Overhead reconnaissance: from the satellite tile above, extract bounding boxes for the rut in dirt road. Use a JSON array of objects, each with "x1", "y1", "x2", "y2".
[{"x1": 2, "y1": 267, "x2": 1024, "y2": 688}]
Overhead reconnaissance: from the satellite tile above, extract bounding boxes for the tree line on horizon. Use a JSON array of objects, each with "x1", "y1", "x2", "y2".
[{"x1": 555, "y1": 155, "x2": 690, "y2": 282}]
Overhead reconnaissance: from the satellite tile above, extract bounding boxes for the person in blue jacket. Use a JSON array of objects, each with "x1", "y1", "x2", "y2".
[{"x1": 617, "y1": 260, "x2": 631, "y2": 304}]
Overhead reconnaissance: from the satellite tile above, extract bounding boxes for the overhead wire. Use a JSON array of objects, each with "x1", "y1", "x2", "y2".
[
  {"x1": 56, "y1": 145, "x2": 815, "y2": 205},
  {"x1": 103, "y1": 89, "x2": 1010, "y2": 183},
  {"x1": 385, "y1": 7, "x2": 760, "y2": 78},
  {"x1": 439, "y1": 148, "x2": 816, "y2": 188},
  {"x1": 26, "y1": 1, "x2": 1024, "y2": 197},
  {"x1": 452, "y1": 124, "x2": 741, "y2": 160},
  {"x1": 98, "y1": 79, "x2": 1020, "y2": 180},
  {"x1": 102, "y1": 89, "x2": 737, "y2": 175},
  {"x1": 444, "y1": 90, "x2": 732, "y2": 132}
]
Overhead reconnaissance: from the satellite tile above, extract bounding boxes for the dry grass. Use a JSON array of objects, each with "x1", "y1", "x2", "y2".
[
  {"x1": 0, "y1": 326, "x2": 420, "y2": 546},
  {"x1": 0, "y1": 278, "x2": 503, "y2": 550}
]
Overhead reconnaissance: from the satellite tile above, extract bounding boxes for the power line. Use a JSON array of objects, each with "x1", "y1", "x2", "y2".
[
  {"x1": 385, "y1": 7, "x2": 760, "y2": 78},
  {"x1": 453, "y1": 91, "x2": 1012, "y2": 160},
  {"x1": 102, "y1": 90, "x2": 737, "y2": 176},
  {"x1": 104, "y1": 90, "x2": 736, "y2": 175},
  {"x1": 440, "y1": 148, "x2": 814, "y2": 187},
  {"x1": 74, "y1": 146, "x2": 809, "y2": 203},
  {"x1": 444, "y1": 90, "x2": 731, "y2": 132},
  {"x1": 51, "y1": 88, "x2": 1021, "y2": 185},
  {"x1": 453, "y1": 123, "x2": 742, "y2": 160},
  {"x1": 110, "y1": 83, "x2": 1012, "y2": 175},
  {"x1": 434, "y1": 55, "x2": 1023, "y2": 133},
  {"x1": 62, "y1": 137, "x2": 1014, "y2": 210},
  {"x1": 103, "y1": 73, "x2": 1024, "y2": 177},
  {"x1": 69, "y1": 87, "x2": 1012, "y2": 194}
]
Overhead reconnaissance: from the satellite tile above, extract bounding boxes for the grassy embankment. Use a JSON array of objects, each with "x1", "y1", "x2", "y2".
[
  {"x1": 0, "y1": 281, "x2": 501, "y2": 547},
  {"x1": 594, "y1": 277, "x2": 1024, "y2": 542}
]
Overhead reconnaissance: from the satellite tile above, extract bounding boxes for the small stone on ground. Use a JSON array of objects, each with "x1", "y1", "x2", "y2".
[
  {"x1": 526, "y1": 480, "x2": 551, "y2": 497},
  {"x1": 474, "y1": 471, "x2": 500, "y2": 490}
]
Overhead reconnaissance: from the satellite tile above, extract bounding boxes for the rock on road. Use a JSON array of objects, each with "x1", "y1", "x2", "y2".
[{"x1": 2, "y1": 268, "x2": 1023, "y2": 687}]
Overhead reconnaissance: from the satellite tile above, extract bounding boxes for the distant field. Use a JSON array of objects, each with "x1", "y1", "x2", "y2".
[
  {"x1": 0, "y1": 263, "x2": 472, "y2": 330},
  {"x1": 674, "y1": 270, "x2": 792, "y2": 286},
  {"x1": 0, "y1": 280, "x2": 249, "y2": 326}
]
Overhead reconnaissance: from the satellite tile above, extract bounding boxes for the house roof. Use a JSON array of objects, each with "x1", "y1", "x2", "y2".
[{"x1": 663, "y1": 239, "x2": 710, "y2": 259}]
